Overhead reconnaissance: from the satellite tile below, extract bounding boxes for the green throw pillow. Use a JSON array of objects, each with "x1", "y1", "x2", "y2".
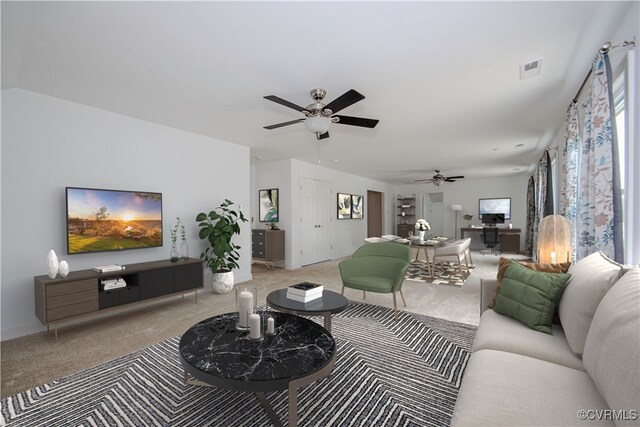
[{"x1": 494, "y1": 260, "x2": 571, "y2": 334}]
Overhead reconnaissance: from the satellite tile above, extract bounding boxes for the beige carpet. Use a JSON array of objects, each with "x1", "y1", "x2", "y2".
[{"x1": 0, "y1": 249, "x2": 520, "y2": 398}]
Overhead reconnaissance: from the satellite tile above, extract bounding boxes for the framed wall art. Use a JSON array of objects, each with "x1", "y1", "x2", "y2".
[
  {"x1": 351, "y1": 195, "x2": 364, "y2": 219},
  {"x1": 259, "y1": 188, "x2": 279, "y2": 222},
  {"x1": 337, "y1": 193, "x2": 351, "y2": 219}
]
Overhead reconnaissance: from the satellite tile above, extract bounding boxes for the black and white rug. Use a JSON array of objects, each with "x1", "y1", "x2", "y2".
[
  {"x1": 1, "y1": 303, "x2": 476, "y2": 427},
  {"x1": 405, "y1": 261, "x2": 474, "y2": 286}
]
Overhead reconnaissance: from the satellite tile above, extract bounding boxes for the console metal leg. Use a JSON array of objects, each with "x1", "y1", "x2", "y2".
[{"x1": 195, "y1": 289, "x2": 198, "y2": 304}]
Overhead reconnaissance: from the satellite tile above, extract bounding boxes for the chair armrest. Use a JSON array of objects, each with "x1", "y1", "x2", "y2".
[{"x1": 480, "y1": 279, "x2": 499, "y2": 314}]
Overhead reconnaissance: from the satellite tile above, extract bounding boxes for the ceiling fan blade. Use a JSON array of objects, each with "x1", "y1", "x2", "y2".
[
  {"x1": 264, "y1": 95, "x2": 308, "y2": 113},
  {"x1": 414, "y1": 178, "x2": 435, "y2": 183},
  {"x1": 333, "y1": 115, "x2": 379, "y2": 128},
  {"x1": 323, "y1": 89, "x2": 365, "y2": 114},
  {"x1": 316, "y1": 131, "x2": 330, "y2": 140},
  {"x1": 445, "y1": 175, "x2": 465, "y2": 180},
  {"x1": 444, "y1": 179, "x2": 456, "y2": 182},
  {"x1": 263, "y1": 119, "x2": 305, "y2": 130}
]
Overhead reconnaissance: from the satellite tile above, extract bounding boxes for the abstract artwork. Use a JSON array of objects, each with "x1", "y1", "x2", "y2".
[
  {"x1": 337, "y1": 193, "x2": 351, "y2": 219},
  {"x1": 259, "y1": 189, "x2": 279, "y2": 222},
  {"x1": 351, "y1": 195, "x2": 364, "y2": 219}
]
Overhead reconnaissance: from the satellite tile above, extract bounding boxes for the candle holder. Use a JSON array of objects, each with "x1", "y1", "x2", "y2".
[{"x1": 236, "y1": 287, "x2": 258, "y2": 331}]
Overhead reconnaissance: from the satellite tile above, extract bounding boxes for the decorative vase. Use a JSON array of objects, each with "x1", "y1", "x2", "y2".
[
  {"x1": 418, "y1": 230, "x2": 426, "y2": 241},
  {"x1": 180, "y1": 241, "x2": 189, "y2": 260},
  {"x1": 170, "y1": 242, "x2": 179, "y2": 262},
  {"x1": 59, "y1": 260, "x2": 70, "y2": 278},
  {"x1": 47, "y1": 250, "x2": 59, "y2": 279},
  {"x1": 212, "y1": 271, "x2": 234, "y2": 294}
]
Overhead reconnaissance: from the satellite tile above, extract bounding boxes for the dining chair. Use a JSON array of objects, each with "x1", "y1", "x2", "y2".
[{"x1": 431, "y1": 238, "x2": 472, "y2": 281}]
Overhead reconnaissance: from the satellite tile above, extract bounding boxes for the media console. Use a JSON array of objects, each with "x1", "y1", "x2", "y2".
[{"x1": 34, "y1": 258, "x2": 204, "y2": 338}]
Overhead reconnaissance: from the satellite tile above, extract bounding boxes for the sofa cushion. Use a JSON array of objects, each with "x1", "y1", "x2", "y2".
[
  {"x1": 451, "y1": 349, "x2": 611, "y2": 426},
  {"x1": 490, "y1": 257, "x2": 572, "y2": 308},
  {"x1": 494, "y1": 261, "x2": 571, "y2": 333},
  {"x1": 559, "y1": 252, "x2": 624, "y2": 357},
  {"x1": 473, "y1": 309, "x2": 584, "y2": 371},
  {"x1": 583, "y1": 266, "x2": 640, "y2": 425}
]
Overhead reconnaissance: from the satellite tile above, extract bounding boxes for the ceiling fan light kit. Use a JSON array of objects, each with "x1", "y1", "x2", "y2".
[
  {"x1": 414, "y1": 170, "x2": 465, "y2": 185},
  {"x1": 264, "y1": 88, "x2": 379, "y2": 140}
]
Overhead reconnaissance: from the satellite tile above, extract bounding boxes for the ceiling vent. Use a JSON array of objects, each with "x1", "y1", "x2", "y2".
[{"x1": 520, "y1": 58, "x2": 543, "y2": 80}]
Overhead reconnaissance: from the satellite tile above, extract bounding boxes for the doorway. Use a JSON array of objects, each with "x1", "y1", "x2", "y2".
[
  {"x1": 367, "y1": 190, "x2": 383, "y2": 237},
  {"x1": 421, "y1": 192, "x2": 444, "y2": 236},
  {"x1": 300, "y1": 177, "x2": 332, "y2": 266}
]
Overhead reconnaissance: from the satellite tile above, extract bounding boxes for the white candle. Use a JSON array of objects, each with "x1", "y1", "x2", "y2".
[
  {"x1": 249, "y1": 313, "x2": 261, "y2": 339},
  {"x1": 238, "y1": 291, "x2": 254, "y2": 327},
  {"x1": 267, "y1": 317, "x2": 275, "y2": 334}
]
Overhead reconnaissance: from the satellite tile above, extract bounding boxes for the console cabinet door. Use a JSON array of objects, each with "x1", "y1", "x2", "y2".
[
  {"x1": 174, "y1": 263, "x2": 203, "y2": 292},
  {"x1": 138, "y1": 268, "x2": 174, "y2": 299}
]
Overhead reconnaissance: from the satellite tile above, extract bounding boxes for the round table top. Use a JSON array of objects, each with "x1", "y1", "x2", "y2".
[
  {"x1": 179, "y1": 311, "x2": 335, "y2": 392},
  {"x1": 266, "y1": 288, "x2": 349, "y2": 314}
]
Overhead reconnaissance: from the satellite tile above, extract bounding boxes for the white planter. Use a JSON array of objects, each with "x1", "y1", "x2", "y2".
[{"x1": 211, "y1": 271, "x2": 234, "y2": 294}]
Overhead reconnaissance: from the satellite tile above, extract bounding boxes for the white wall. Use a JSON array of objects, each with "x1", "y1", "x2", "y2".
[
  {"x1": 395, "y1": 175, "x2": 530, "y2": 250},
  {"x1": 251, "y1": 159, "x2": 396, "y2": 268},
  {"x1": 1, "y1": 89, "x2": 251, "y2": 340}
]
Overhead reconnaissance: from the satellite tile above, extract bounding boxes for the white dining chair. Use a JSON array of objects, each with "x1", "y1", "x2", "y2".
[{"x1": 431, "y1": 238, "x2": 472, "y2": 281}]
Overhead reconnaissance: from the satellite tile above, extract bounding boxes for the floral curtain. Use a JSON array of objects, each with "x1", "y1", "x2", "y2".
[
  {"x1": 574, "y1": 52, "x2": 623, "y2": 262},
  {"x1": 558, "y1": 102, "x2": 580, "y2": 260},
  {"x1": 531, "y1": 153, "x2": 551, "y2": 260},
  {"x1": 524, "y1": 176, "x2": 535, "y2": 257}
]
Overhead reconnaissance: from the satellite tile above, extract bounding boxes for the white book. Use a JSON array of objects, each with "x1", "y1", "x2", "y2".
[
  {"x1": 286, "y1": 291, "x2": 322, "y2": 303},
  {"x1": 287, "y1": 283, "x2": 323, "y2": 297}
]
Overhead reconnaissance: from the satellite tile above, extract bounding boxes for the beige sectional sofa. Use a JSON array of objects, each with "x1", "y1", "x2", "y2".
[{"x1": 452, "y1": 253, "x2": 640, "y2": 426}]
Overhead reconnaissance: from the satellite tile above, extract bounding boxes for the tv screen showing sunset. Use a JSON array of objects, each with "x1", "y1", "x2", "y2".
[{"x1": 66, "y1": 187, "x2": 163, "y2": 254}]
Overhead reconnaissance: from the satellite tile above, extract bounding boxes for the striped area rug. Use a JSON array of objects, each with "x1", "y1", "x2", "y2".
[{"x1": 1, "y1": 303, "x2": 476, "y2": 427}]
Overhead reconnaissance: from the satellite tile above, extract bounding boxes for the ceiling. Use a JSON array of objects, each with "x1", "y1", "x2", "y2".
[{"x1": 2, "y1": 1, "x2": 633, "y2": 184}]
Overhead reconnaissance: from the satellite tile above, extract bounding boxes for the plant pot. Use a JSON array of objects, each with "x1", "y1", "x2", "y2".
[{"x1": 211, "y1": 271, "x2": 234, "y2": 294}]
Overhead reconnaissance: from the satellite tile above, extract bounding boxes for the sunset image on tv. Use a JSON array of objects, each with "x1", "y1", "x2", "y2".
[{"x1": 66, "y1": 188, "x2": 163, "y2": 254}]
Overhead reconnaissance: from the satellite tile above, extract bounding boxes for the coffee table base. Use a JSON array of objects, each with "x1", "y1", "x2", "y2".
[
  {"x1": 265, "y1": 306, "x2": 334, "y2": 333},
  {"x1": 182, "y1": 350, "x2": 336, "y2": 427}
]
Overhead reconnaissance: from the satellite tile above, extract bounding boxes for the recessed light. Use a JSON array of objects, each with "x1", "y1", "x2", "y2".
[
  {"x1": 492, "y1": 147, "x2": 499, "y2": 151},
  {"x1": 333, "y1": 159, "x2": 339, "y2": 163}
]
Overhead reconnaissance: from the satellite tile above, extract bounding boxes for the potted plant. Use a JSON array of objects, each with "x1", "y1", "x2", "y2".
[
  {"x1": 463, "y1": 214, "x2": 473, "y2": 226},
  {"x1": 415, "y1": 219, "x2": 431, "y2": 240},
  {"x1": 196, "y1": 199, "x2": 247, "y2": 294}
]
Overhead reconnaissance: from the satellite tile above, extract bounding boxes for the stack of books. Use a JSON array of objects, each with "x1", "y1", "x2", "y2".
[
  {"x1": 101, "y1": 278, "x2": 127, "y2": 291},
  {"x1": 93, "y1": 264, "x2": 125, "y2": 273},
  {"x1": 286, "y1": 282, "x2": 323, "y2": 303}
]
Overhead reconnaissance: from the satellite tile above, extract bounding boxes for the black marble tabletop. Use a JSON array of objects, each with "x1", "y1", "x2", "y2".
[
  {"x1": 179, "y1": 311, "x2": 335, "y2": 392},
  {"x1": 267, "y1": 289, "x2": 349, "y2": 314}
]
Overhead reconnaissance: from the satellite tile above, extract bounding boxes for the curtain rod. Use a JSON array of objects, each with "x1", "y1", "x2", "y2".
[{"x1": 572, "y1": 38, "x2": 637, "y2": 103}]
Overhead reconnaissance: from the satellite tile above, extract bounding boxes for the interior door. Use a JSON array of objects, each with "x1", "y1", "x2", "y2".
[
  {"x1": 367, "y1": 190, "x2": 383, "y2": 237},
  {"x1": 299, "y1": 177, "x2": 332, "y2": 266},
  {"x1": 422, "y1": 192, "x2": 444, "y2": 236}
]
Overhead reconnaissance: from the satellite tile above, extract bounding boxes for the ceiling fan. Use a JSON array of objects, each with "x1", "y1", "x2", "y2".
[
  {"x1": 414, "y1": 170, "x2": 465, "y2": 186},
  {"x1": 263, "y1": 88, "x2": 379, "y2": 140}
]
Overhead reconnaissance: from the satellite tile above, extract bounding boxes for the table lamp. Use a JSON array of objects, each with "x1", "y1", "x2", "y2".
[
  {"x1": 537, "y1": 215, "x2": 572, "y2": 263},
  {"x1": 451, "y1": 204, "x2": 462, "y2": 239}
]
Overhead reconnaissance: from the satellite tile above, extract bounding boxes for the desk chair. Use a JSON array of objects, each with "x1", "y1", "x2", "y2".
[{"x1": 481, "y1": 227, "x2": 500, "y2": 255}]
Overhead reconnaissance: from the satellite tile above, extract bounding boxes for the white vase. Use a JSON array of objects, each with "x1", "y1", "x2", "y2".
[
  {"x1": 59, "y1": 260, "x2": 70, "y2": 278},
  {"x1": 211, "y1": 271, "x2": 234, "y2": 294},
  {"x1": 47, "y1": 250, "x2": 59, "y2": 279},
  {"x1": 418, "y1": 230, "x2": 426, "y2": 241}
]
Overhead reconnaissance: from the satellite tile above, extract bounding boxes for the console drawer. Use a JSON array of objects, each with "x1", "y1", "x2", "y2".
[
  {"x1": 47, "y1": 299, "x2": 98, "y2": 322},
  {"x1": 47, "y1": 279, "x2": 97, "y2": 297},
  {"x1": 47, "y1": 289, "x2": 97, "y2": 309},
  {"x1": 99, "y1": 286, "x2": 140, "y2": 309}
]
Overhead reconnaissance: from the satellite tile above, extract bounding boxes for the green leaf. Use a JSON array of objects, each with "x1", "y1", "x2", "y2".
[
  {"x1": 199, "y1": 228, "x2": 210, "y2": 240},
  {"x1": 196, "y1": 212, "x2": 207, "y2": 222}
]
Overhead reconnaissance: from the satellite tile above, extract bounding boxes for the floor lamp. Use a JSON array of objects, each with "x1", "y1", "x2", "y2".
[{"x1": 451, "y1": 204, "x2": 462, "y2": 240}]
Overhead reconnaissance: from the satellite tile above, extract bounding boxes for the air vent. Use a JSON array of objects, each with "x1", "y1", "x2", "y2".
[{"x1": 520, "y1": 58, "x2": 543, "y2": 80}]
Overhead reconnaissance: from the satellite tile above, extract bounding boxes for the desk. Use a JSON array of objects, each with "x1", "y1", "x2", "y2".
[{"x1": 461, "y1": 227, "x2": 521, "y2": 253}]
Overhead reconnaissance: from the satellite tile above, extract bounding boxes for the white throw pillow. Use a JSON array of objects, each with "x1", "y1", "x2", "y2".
[
  {"x1": 583, "y1": 266, "x2": 640, "y2": 422},
  {"x1": 559, "y1": 251, "x2": 623, "y2": 357}
]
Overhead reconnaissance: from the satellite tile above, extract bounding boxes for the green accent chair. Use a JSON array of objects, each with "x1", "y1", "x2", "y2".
[{"x1": 339, "y1": 242, "x2": 412, "y2": 320}]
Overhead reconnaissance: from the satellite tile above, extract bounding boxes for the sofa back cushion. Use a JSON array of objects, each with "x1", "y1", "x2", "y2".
[
  {"x1": 559, "y1": 252, "x2": 623, "y2": 357},
  {"x1": 583, "y1": 266, "x2": 639, "y2": 424}
]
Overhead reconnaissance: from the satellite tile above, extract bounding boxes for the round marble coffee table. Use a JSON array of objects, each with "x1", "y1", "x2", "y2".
[
  {"x1": 266, "y1": 288, "x2": 348, "y2": 334},
  {"x1": 179, "y1": 311, "x2": 335, "y2": 427}
]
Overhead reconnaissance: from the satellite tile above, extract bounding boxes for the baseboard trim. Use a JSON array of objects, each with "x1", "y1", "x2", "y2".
[{"x1": 1, "y1": 322, "x2": 45, "y2": 342}]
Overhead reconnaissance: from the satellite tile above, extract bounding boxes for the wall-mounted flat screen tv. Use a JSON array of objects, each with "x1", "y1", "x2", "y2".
[
  {"x1": 66, "y1": 187, "x2": 163, "y2": 254},
  {"x1": 479, "y1": 197, "x2": 511, "y2": 220}
]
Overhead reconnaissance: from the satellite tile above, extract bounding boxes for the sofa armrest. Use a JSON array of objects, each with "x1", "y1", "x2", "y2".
[{"x1": 480, "y1": 279, "x2": 499, "y2": 314}]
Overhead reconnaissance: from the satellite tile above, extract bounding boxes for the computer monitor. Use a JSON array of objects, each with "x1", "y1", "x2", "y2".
[{"x1": 482, "y1": 213, "x2": 505, "y2": 226}]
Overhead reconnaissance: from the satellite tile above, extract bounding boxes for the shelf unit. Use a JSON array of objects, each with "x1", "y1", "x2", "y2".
[
  {"x1": 396, "y1": 194, "x2": 416, "y2": 237},
  {"x1": 34, "y1": 258, "x2": 204, "y2": 338}
]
